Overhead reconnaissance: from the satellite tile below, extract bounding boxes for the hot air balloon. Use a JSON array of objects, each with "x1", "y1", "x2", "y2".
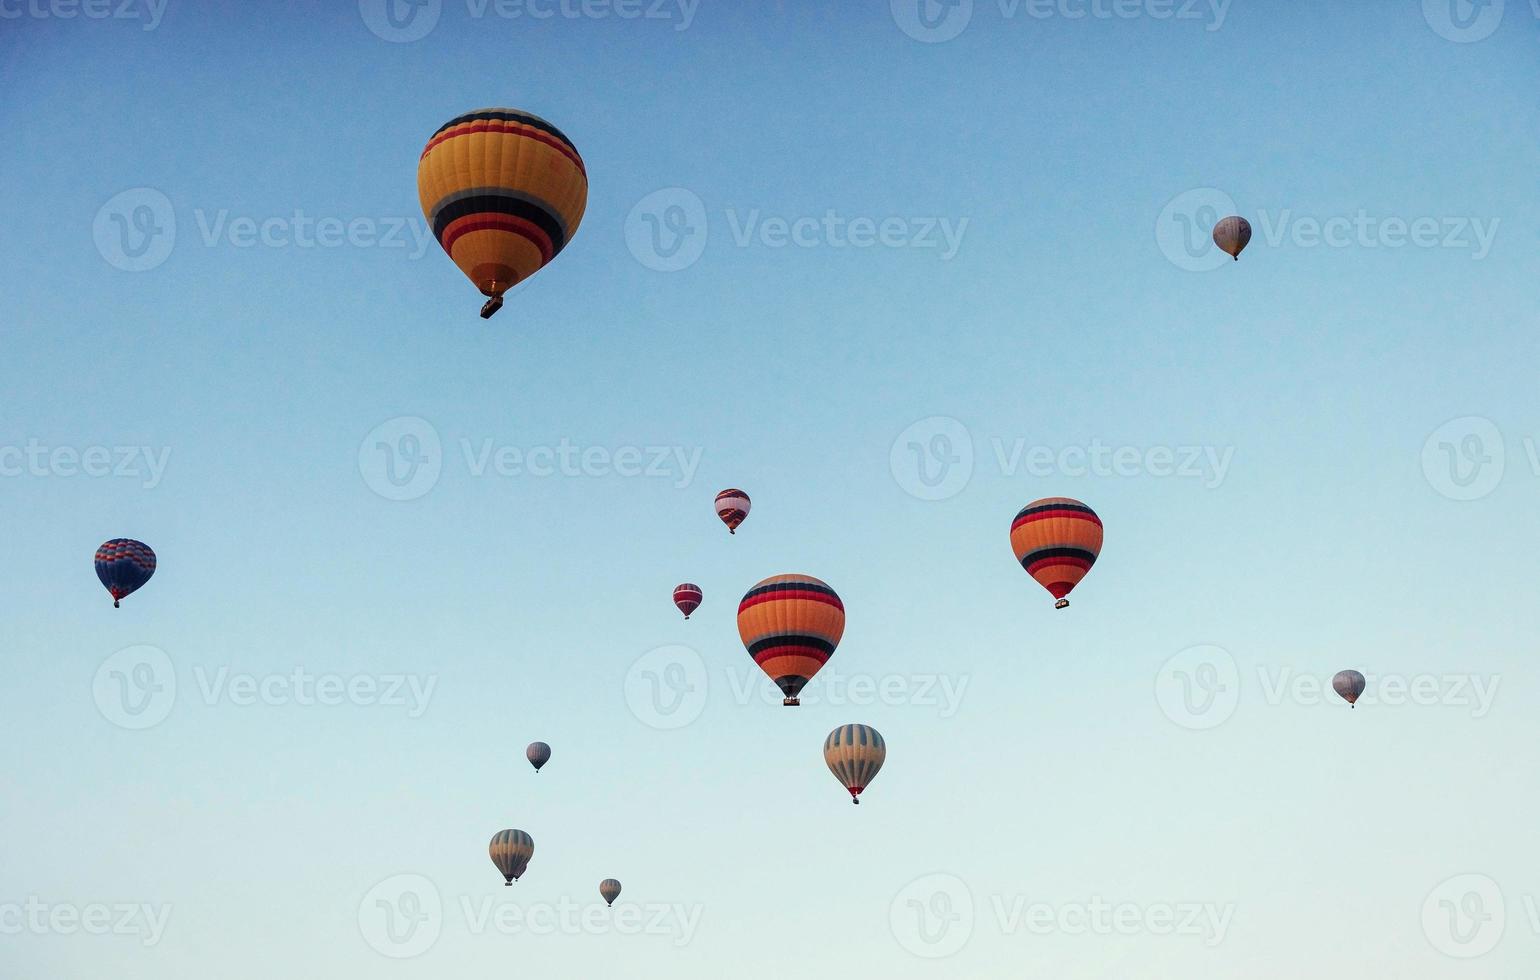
[
  {"x1": 737, "y1": 574, "x2": 844, "y2": 706},
  {"x1": 526, "y1": 741, "x2": 550, "y2": 772},
  {"x1": 94, "y1": 538, "x2": 156, "y2": 608},
  {"x1": 490, "y1": 829, "x2": 534, "y2": 885},
  {"x1": 824, "y1": 724, "x2": 885, "y2": 805},
  {"x1": 599, "y1": 879, "x2": 622, "y2": 907},
  {"x1": 1010, "y1": 498, "x2": 1102, "y2": 609},
  {"x1": 714, "y1": 489, "x2": 750, "y2": 534},
  {"x1": 418, "y1": 108, "x2": 588, "y2": 319},
  {"x1": 1333, "y1": 670, "x2": 1366, "y2": 708},
  {"x1": 1212, "y1": 215, "x2": 1251, "y2": 261},
  {"x1": 673, "y1": 583, "x2": 702, "y2": 620}
]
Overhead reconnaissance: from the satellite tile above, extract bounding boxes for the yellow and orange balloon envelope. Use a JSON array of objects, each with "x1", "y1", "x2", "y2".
[
  {"x1": 417, "y1": 108, "x2": 588, "y2": 317},
  {"x1": 1010, "y1": 497, "x2": 1103, "y2": 608},
  {"x1": 824, "y1": 724, "x2": 885, "y2": 805},
  {"x1": 737, "y1": 574, "x2": 844, "y2": 705}
]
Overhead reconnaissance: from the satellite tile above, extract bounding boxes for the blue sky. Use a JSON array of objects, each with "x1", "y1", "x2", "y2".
[{"x1": 1, "y1": 2, "x2": 1537, "y2": 977}]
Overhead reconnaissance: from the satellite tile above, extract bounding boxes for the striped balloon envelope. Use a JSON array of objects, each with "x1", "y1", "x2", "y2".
[
  {"x1": 94, "y1": 538, "x2": 156, "y2": 608},
  {"x1": 672, "y1": 583, "x2": 703, "y2": 620},
  {"x1": 714, "y1": 489, "x2": 750, "y2": 534},
  {"x1": 599, "y1": 878, "x2": 622, "y2": 907},
  {"x1": 823, "y1": 724, "x2": 886, "y2": 805},
  {"x1": 417, "y1": 108, "x2": 588, "y2": 318},
  {"x1": 489, "y1": 829, "x2": 534, "y2": 885},
  {"x1": 737, "y1": 574, "x2": 844, "y2": 705},
  {"x1": 1009, "y1": 498, "x2": 1103, "y2": 609},
  {"x1": 525, "y1": 741, "x2": 550, "y2": 772}
]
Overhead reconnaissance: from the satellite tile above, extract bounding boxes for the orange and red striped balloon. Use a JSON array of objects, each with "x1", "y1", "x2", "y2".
[
  {"x1": 1010, "y1": 497, "x2": 1103, "y2": 609},
  {"x1": 417, "y1": 108, "x2": 588, "y2": 318},
  {"x1": 737, "y1": 574, "x2": 844, "y2": 705}
]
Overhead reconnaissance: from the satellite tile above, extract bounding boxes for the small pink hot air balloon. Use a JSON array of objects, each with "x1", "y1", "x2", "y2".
[{"x1": 714, "y1": 489, "x2": 750, "y2": 534}]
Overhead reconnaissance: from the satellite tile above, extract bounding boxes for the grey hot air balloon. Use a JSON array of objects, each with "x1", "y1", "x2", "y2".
[
  {"x1": 1333, "y1": 670, "x2": 1367, "y2": 708},
  {"x1": 490, "y1": 829, "x2": 534, "y2": 885},
  {"x1": 824, "y1": 724, "x2": 886, "y2": 805},
  {"x1": 526, "y1": 741, "x2": 551, "y2": 773},
  {"x1": 599, "y1": 878, "x2": 622, "y2": 907},
  {"x1": 1212, "y1": 215, "x2": 1252, "y2": 260}
]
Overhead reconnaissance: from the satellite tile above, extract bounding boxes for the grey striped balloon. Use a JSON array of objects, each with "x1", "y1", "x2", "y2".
[
  {"x1": 600, "y1": 878, "x2": 622, "y2": 906},
  {"x1": 823, "y1": 724, "x2": 886, "y2": 805},
  {"x1": 489, "y1": 829, "x2": 534, "y2": 885}
]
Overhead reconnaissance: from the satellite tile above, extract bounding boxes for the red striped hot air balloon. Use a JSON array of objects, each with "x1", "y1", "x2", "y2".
[
  {"x1": 672, "y1": 583, "x2": 702, "y2": 620},
  {"x1": 737, "y1": 574, "x2": 844, "y2": 706},
  {"x1": 1010, "y1": 498, "x2": 1103, "y2": 609},
  {"x1": 714, "y1": 489, "x2": 750, "y2": 534}
]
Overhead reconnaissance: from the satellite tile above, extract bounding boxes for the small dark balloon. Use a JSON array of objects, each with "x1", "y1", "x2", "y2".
[
  {"x1": 1333, "y1": 669, "x2": 1367, "y2": 707},
  {"x1": 1212, "y1": 215, "x2": 1252, "y2": 260},
  {"x1": 600, "y1": 879, "x2": 622, "y2": 906},
  {"x1": 526, "y1": 742, "x2": 551, "y2": 772},
  {"x1": 95, "y1": 538, "x2": 156, "y2": 608}
]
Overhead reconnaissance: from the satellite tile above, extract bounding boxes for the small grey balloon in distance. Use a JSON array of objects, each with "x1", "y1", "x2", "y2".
[
  {"x1": 823, "y1": 724, "x2": 886, "y2": 805},
  {"x1": 1333, "y1": 670, "x2": 1367, "y2": 708},
  {"x1": 490, "y1": 829, "x2": 534, "y2": 885},
  {"x1": 600, "y1": 878, "x2": 622, "y2": 906},
  {"x1": 1212, "y1": 215, "x2": 1252, "y2": 260},
  {"x1": 526, "y1": 741, "x2": 551, "y2": 772}
]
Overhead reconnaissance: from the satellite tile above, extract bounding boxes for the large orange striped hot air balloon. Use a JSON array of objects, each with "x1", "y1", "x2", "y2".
[
  {"x1": 737, "y1": 574, "x2": 844, "y2": 706},
  {"x1": 1010, "y1": 498, "x2": 1103, "y2": 609},
  {"x1": 417, "y1": 108, "x2": 588, "y2": 318}
]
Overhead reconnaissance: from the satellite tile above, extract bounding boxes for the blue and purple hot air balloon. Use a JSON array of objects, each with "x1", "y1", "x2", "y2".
[{"x1": 94, "y1": 538, "x2": 156, "y2": 608}]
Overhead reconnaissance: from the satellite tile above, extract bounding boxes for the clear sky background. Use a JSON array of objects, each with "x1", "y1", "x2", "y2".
[{"x1": 2, "y1": 2, "x2": 1538, "y2": 977}]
